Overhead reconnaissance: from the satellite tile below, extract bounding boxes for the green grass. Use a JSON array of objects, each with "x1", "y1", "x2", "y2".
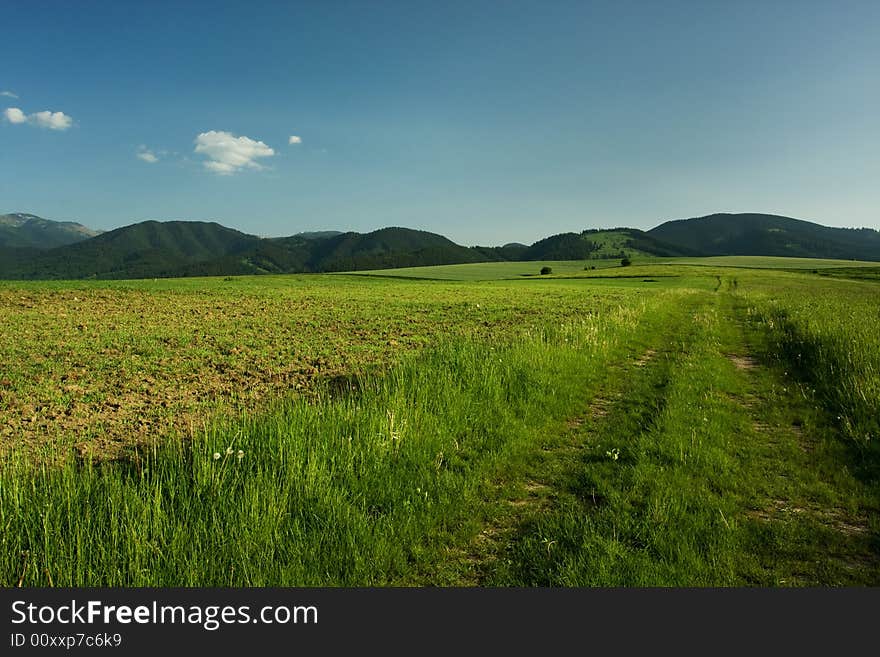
[
  {"x1": 1, "y1": 288, "x2": 671, "y2": 585},
  {"x1": 480, "y1": 292, "x2": 880, "y2": 585},
  {"x1": 737, "y1": 275, "x2": 880, "y2": 447},
  {"x1": 813, "y1": 267, "x2": 880, "y2": 282},
  {"x1": 0, "y1": 273, "x2": 642, "y2": 458},
  {"x1": 344, "y1": 259, "x2": 628, "y2": 280},
  {"x1": 668, "y1": 255, "x2": 880, "y2": 269},
  {"x1": 341, "y1": 255, "x2": 880, "y2": 282},
  {"x1": 1, "y1": 263, "x2": 878, "y2": 586}
]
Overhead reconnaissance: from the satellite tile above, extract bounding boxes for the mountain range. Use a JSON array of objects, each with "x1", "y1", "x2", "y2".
[{"x1": 0, "y1": 212, "x2": 878, "y2": 280}]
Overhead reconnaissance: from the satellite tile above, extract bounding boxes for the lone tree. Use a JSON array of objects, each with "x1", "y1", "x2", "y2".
[
  {"x1": 620, "y1": 257, "x2": 631, "y2": 267},
  {"x1": 540, "y1": 266, "x2": 553, "y2": 275}
]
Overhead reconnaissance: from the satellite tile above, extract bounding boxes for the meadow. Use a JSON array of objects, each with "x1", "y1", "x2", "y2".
[
  {"x1": 348, "y1": 258, "x2": 627, "y2": 281},
  {"x1": 1, "y1": 261, "x2": 878, "y2": 586}
]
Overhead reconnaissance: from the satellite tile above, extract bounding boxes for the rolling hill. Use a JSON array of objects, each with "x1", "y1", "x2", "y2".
[
  {"x1": 305, "y1": 227, "x2": 485, "y2": 271},
  {"x1": 649, "y1": 213, "x2": 880, "y2": 261},
  {"x1": 0, "y1": 221, "x2": 265, "y2": 279},
  {"x1": 522, "y1": 229, "x2": 700, "y2": 260},
  {"x1": 1, "y1": 211, "x2": 878, "y2": 280},
  {"x1": 0, "y1": 222, "x2": 487, "y2": 279}
]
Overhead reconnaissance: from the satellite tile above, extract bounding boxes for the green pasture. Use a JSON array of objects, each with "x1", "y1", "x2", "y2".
[{"x1": 1, "y1": 261, "x2": 878, "y2": 586}]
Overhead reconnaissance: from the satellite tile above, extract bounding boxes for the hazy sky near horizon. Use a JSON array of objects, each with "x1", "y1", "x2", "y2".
[{"x1": 2, "y1": 0, "x2": 878, "y2": 245}]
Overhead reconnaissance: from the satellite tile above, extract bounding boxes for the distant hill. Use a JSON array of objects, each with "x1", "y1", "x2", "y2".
[
  {"x1": 522, "y1": 229, "x2": 698, "y2": 260},
  {"x1": 0, "y1": 221, "x2": 263, "y2": 279},
  {"x1": 294, "y1": 230, "x2": 344, "y2": 240},
  {"x1": 2, "y1": 211, "x2": 878, "y2": 280},
  {"x1": 305, "y1": 227, "x2": 484, "y2": 272},
  {"x1": 582, "y1": 229, "x2": 704, "y2": 258},
  {"x1": 0, "y1": 221, "x2": 485, "y2": 280},
  {"x1": 0, "y1": 213, "x2": 101, "y2": 249},
  {"x1": 649, "y1": 213, "x2": 880, "y2": 261},
  {"x1": 471, "y1": 243, "x2": 528, "y2": 261}
]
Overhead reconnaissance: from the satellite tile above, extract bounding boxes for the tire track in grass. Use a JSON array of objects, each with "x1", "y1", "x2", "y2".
[
  {"x1": 447, "y1": 297, "x2": 705, "y2": 585},
  {"x1": 483, "y1": 335, "x2": 700, "y2": 586},
  {"x1": 478, "y1": 290, "x2": 879, "y2": 586}
]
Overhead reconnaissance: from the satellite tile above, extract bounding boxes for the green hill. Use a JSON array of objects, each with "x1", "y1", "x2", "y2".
[
  {"x1": 293, "y1": 230, "x2": 344, "y2": 240},
  {"x1": 649, "y1": 213, "x2": 880, "y2": 261},
  {"x1": 308, "y1": 227, "x2": 485, "y2": 271},
  {"x1": 0, "y1": 222, "x2": 486, "y2": 280},
  {"x1": 2, "y1": 211, "x2": 879, "y2": 280},
  {"x1": 1, "y1": 221, "x2": 263, "y2": 279},
  {"x1": 521, "y1": 233, "x2": 601, "y2": 260},
  {"x1": 0, "y1": 213, "x2": 101, "y2": 249},
  {"x1": 522, "y1": 229, "x2": 698, "y2": 261}
]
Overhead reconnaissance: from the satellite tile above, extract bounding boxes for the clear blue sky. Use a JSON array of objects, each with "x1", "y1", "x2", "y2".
[{"x1": 2, "y1": 0, "x2": 878, "y2": 245}]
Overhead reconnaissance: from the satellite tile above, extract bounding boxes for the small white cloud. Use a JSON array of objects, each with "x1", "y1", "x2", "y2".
[
  {"x1": 136, "y1": 146, "x2": 159, "y2": 163},
  {"x1": 0, "y1": 91, "x2": 19, "y2": 99},
  {"x1": 203, "y1": 160, "x2": 238, "y2": 174},
  {"x1": 288, "y1": 135, "x2": 302, "y2": 145},
  {"x1": 30, "y1": 110, "x2": 73, "y2": 130},
  {"x1": 194, "y1": 130, "x2": 275, "y2": 175},
  {"x1": 3, "y1": 107, "x2": 73, "y2": 130},
  {"x1": 4, "y1": 107, "x2": 27, "y2": 124}
]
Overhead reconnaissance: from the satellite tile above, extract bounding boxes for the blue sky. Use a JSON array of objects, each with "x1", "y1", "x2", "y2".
[{"x1": 2, "y1": 0, "x2": 878, "y2": 245}]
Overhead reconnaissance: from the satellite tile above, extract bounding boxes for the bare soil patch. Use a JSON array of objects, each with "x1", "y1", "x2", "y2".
[{"x1": 727, "y1": 354, "x2": 759, "y2": 370}]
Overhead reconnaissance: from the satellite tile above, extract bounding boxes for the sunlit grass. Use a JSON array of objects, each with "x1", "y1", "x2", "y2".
[{"x1": 2, "y1": 265, "x2": 878, "y2": 586}]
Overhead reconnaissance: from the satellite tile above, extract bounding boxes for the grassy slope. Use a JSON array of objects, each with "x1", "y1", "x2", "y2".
[{"x1": 582, "y1": 229, "x2": 657, "y2": 258}]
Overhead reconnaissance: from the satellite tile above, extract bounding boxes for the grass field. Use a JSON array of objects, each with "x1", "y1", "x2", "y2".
[
  {"x1": 347, "y1": 258, "x2": 628, "y2": 280},
  {"x1": 1, "y1": 261, "x2": 878, "y2": 586},
  {"x1": 347, "y1": 255, "x2": 880, "y2": 282},
  {"x1": 668, "y1": 255, "x2": 880, "y2": 269}
]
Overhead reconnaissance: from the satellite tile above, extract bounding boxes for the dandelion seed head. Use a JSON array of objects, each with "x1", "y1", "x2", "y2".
[{"x1": 213, "y1": 452, "x2": 221, "y2": 460}]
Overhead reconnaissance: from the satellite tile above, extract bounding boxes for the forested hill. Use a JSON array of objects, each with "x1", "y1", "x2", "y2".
[
  {"x1": 648, "y1": 213, "x2": 880, "y2": 261},
  {"x1": 0, "y1": 222, "x2": 485, "y2": 279},
  {"x1": 1, "y1": 211, "x2": 878, "y2": 280}
]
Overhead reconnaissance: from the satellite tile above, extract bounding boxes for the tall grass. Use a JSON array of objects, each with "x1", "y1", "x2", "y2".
[
  {"x1": 486, "y1": 301, "x2": 746, "y2": 585},
  {"x1": 740, "y1": 281, "x2": 880, "y2": 449},
  {"x1": 485, "y1": 291, "x2": 880, "y2": 586},
  {"x1": 1, "y1": 293, "x2": 679, "y2": 586}
]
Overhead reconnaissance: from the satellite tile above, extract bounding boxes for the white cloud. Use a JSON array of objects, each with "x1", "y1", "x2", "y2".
[
  {"x1": 30, "y1": 110, "x2": 73, "y2": 130},
  {"x1": 136, "y1": 146, "x2": 159, "y2": 163},
  {"x1": 3, "y1": 106, "x2": 73, "y2": 130},
  {"x1": 288, "y1": 135, "x2": 302, "y2": 145},
  {"x1": 0, "y1": 91, "x2": 18, "y2": 99},
  {"x1": 194, "y1": 130, "x2": 274, "y2": 175},
  {"x1": 4, "y1": 107, "x2": 27, "y2": 124}
]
